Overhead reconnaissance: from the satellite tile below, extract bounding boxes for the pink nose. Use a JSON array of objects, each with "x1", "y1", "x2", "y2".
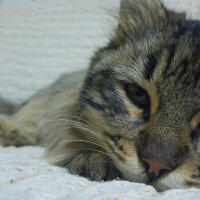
[{"x1": 142, "y1": 158, "x2": 171, "y2": 176}]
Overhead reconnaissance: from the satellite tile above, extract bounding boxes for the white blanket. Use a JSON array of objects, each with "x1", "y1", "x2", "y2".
[
  {"x1": 1, "y1": 146, "x2": 200, "y2": 200},
  {"x1": 0, "y1": 0, "x2": 200, "y2": 199}
]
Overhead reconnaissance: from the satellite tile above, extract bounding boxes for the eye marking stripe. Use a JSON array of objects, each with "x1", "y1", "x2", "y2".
[
  {"x1": 107, "y1": 134, "x2": 121, "y2": 145},
  {"x1": 144, "y1": 53, "x2": 158, "y2": 80},
  {"x1": 143, "y1": 81, "x2": 159, "y2": 115},
  {"x1": 125, "y1": 101, "x2": 143, "y2": 117},
  {"x1": 162, "y1": 44, "x2": 176, "y2": 77}
]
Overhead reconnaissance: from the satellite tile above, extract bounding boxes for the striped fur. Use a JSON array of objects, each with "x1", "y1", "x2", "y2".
[{"x1": 0, "y1": 0, "x2": 200, "y2": 192}]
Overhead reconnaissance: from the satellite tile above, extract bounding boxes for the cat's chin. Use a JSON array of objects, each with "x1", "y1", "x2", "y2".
[
  {"x1": 151, "y1": 173, "x2": 189, "y2": 192},
  {"x1": 117, "y1": 166, "x2": 189, "y2": 191},
  {"x1": 123, "y1": 174, "x2": 187, "y2": 192},
  {"x1": 152, "y1": 181, "x2": 186, "y2": 192}
]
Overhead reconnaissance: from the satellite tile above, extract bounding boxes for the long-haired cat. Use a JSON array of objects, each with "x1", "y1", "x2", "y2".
[{"x1": 0, "y1": 0, "x2": 200, "y2": 192}]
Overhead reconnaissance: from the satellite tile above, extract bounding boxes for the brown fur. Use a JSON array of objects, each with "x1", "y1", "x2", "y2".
[{"x1": 0, "y1": 0, "x2": 200, "y2": 192}]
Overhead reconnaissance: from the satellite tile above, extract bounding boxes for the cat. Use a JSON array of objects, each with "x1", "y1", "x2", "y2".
[{"x1": 0, "y1": 0, "x2": 200, "y2": 192}]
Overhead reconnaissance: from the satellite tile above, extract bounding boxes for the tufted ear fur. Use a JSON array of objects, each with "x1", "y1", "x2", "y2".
[
  {"x1": 108, "y1": 0, "x2": 186, "y2": 49},
  {"x1": 120, "y1": 0, "x2": 166, "y2": 28}
]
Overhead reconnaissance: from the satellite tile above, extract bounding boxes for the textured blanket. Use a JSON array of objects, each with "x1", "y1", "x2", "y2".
[{"x1": 1, "y1": 0, "x2": 200, "y2": 199}]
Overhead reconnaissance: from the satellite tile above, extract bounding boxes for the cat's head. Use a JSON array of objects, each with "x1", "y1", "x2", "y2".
[{"x1": 79, "y1": 0, "x2": 200, "y2": 191}]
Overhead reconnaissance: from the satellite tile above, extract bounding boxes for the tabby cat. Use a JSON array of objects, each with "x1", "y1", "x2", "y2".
[{"x1": 0, "y1": 0, "x2": 200, "y2": 192}]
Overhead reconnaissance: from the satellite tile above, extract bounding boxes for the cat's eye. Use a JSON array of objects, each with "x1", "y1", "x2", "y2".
[
  {"x1": 124, "y1": 83, "x2": 149, "y2": 109},
  {"x1": 191, "y1": 124, "x2": 200, "y2": 152},
  {"x1": 195, "y1": 125, "x2": 200, "y2": 134},
  {"x1": 191, "y1": 124, "x2": 200, "y2": 137}
]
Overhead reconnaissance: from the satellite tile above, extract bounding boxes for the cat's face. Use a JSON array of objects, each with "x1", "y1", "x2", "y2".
[{"x1": 79, "y1": 0, "x2": 200, "y2": 191}]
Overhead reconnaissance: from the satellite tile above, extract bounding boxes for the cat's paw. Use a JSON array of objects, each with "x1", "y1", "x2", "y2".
[
  {"x1": 0, "y1": 115, "x2": 36, "y2": 147},
  {"x1": 0, "y1": 118, "x2": 19, "y2": 146},
  {"x1": 0, "y1": 115, "x2": 10, "y2": 146},
  {"x1": 67, "y1": 152, "x2": 120, "y2": 181}
]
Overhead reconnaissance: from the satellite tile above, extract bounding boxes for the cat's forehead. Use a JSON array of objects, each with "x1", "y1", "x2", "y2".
[
  {"x1": 99, "y1": 29, "x2": 200, "y2": 116},
  {"x1": 110, "y1": 22, "x2": 200, "y2": 91},
  {"x1": 108, "y1": 38, "x2": 200, "y2": 89},
  {"x1": 90, "y1": 19, "x2": 200, "y2": 118}
]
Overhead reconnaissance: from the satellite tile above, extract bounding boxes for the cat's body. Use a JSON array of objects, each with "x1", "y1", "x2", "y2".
[
  {"x1": 0, "y1": 71, "x2": 86, "y2": 146},
  {"x1": 1, "y1": 0, "x2": 200, "y2": 192}
]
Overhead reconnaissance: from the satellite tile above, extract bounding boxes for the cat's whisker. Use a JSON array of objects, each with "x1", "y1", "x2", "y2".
[
  {"x1": 87, "y1": 161, "x2": 111, "y2": 164},
  {"x1": 48, "y1": 118, "x2": 114, "y2": 155},
  {"x1": 70, "y1": 148, "x2": 112, "y2": 157},
  {"x1": 78, "y1": 99, "x2": 107, "y2": 113},
  {"x1": 53, "y1": 116, "x2": 101, "y2": 133},
  {"x1": 51, "y1": 147, "x2": 111, "y2": 165},
  {"x1": 60, "y1": 139, "x2": 107, "y2": 150},
  {"x1": 50, "y1": 118, "x2": 114, "y2": 154},
  {"x1": 52, "y1": 124, "x2": 105, "y2": 147},
  {"x1": 57, "y1": 114, "x2": 103, "y2": 132},
  {"x1": 49, "y1": 118, "x2": 102, "y2": 136},
  {"x1": 48, "y1": 120, "x2": 104, "y2": 141}
]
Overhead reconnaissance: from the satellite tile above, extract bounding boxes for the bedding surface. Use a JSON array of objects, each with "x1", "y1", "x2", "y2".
[{"x1": 1, "y1": 146, "x2": 200, "y2": 200}]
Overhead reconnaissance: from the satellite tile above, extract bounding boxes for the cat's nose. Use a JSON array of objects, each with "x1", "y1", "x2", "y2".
[{"x1": 142, "y1": 158, "x2": 171, "y2": 181}]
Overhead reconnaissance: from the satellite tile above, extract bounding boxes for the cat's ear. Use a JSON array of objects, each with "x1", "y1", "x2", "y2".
[
  {"x1": 119, "y1": 0, "x2": 185, "y2": 29},
  {"x1": 108, "y1": 0, "x2": 185, "y2": 48},
  {"x1": 108, "y1": 0, "x2": 166, "y2": 48},
  {"x1": 107, "y1": 0, "x2": 186, "y2": 49},
  {"x1": 120, "y1": 0, "x2": 166, "y2": 28}
]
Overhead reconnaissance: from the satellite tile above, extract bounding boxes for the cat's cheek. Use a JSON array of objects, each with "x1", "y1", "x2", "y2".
[{"x1": 106, "y1": 137, "x2": 148, "y2": 183}]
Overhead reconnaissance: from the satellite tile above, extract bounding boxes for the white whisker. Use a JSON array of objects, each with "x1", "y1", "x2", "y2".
[
  {"x1": 60, "y1": 139, "x2": 106, "y2": 150},
  {"x1": 48, "y1": 119, "x2": 103, "y2": 140},
  {"x1": 87, "y1": 161, "x2": 111, "y2": 164},
  {"x1": 57, "y1": 114, "x2": 102, "y2": 132},
  {"x1": 70, "y1": 148, "x2": 111, "y2": 157}
]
